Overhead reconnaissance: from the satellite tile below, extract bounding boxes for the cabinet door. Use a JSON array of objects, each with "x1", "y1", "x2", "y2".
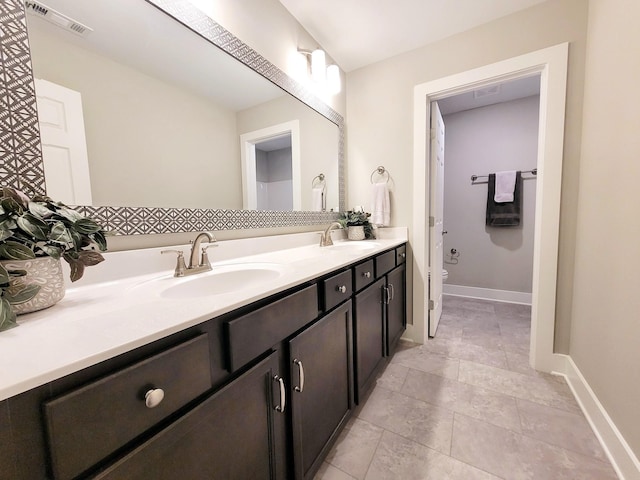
[
  {"x1": 289, "y1": 302, "x2": 353, "y2": 480},
  {"x1": 386, "y1": 264, "x2": 406, "y2": 356},
  {"x1": 354, "y1": 278, "x2": 386, "y2": 404},
  {"x1": 95, "y1": 352, "x2": 284, "y2": 480}
]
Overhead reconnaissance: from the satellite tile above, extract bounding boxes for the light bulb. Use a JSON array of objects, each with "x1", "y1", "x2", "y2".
[
  {"x1": 311, "y1": 49, "x2": 326, "y2": 83},
  {"x1": 327, "y1": 64, "x2": 341, "y2": 94}
]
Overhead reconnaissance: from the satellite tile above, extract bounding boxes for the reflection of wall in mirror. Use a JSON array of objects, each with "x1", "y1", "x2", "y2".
[
  {"x1": 28, "y1": 22, "x2": 242, "y2": 210},
  {"x1": 237, "y1": 95, "x2": 339, "y2": 212}
]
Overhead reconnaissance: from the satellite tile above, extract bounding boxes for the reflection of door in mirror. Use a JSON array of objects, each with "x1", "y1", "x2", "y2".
[
  {"x1": 35, "y1": 79, "x2": 92, "y2": 205},
  {"x1": 241, "y1": 121, "x2": 301, "y2": 211}
]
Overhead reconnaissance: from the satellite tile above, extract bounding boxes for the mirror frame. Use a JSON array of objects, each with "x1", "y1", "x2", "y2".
[{"x1": 0, "y1": 0, "x2": 343, "y2": 235}]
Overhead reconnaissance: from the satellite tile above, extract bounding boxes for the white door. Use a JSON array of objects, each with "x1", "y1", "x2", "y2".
[
  {"x1": 428, "y1": 101, "x2": 445, "y2": 337},
  {"x1": 35, "y1": 79, "x2": 92, "y2": 205}
]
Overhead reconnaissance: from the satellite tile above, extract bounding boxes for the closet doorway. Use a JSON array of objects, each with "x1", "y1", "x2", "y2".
[{"x1": 412, "y1": 43, "x2": 568, "y2": 373}]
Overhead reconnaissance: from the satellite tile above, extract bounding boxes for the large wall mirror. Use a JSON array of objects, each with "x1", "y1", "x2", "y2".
[{"x1": 0, "y1": 0, "x2": 343, "y2": 235}]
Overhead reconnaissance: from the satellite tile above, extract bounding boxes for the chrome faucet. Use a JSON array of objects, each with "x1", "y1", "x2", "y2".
[
  {"x1": 319, "y1": 222, "x2": 342, "y2": 247},
  {"x1": 162, "y1": 232, "x2": 218, "y2": 277}
]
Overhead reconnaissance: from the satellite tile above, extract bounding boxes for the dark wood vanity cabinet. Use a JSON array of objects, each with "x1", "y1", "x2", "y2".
[
  {"x1": 289, "y1": 301, "x2": 353, "y2": 480},
  {"x1": 386, "y1": 263, "x2": 406, "y2": 356},
  {"x1": 0, "y1": 243, "x2": 406, "y2": 480},
  {"x1": 353, "y1": 278, "x2": 387, "y2": 404},
  {"x1": 94, "y1": 351, "x2": 283, "y2": 480},
  {"x1": 353, "y1": 247, "x2": 407, "y2": 403}
]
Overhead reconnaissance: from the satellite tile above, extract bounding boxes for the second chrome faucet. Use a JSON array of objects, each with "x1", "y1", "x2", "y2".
[{"x1": 162, "y1": 232, "x2": 218, "y2": 277}]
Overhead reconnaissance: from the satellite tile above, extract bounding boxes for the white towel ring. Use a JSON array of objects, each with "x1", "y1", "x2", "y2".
[{"x1": 370, "y1": 166, "x2": 390, "y2": 184}]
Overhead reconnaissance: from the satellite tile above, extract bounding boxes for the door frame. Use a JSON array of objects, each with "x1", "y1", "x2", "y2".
[
  {"x1": 240, "y1": 120, "x2": 301, "y2": 210},
  {"x1": 412, "y1": 43, "x2": 568, "y2": 372}
]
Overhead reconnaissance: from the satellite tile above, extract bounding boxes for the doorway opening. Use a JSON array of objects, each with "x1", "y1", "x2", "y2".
[
  {"x1": 412, "y1": 43, "x2": 569, "y2": 372},
  {"x1": 430, "y1": 75, "x2": 541, "y2": 337},
  {"x1": 240, "y1": 120, "x2": 301, "y2": 210}
]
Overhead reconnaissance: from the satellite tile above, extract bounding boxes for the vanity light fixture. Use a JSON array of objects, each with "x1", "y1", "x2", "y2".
[{"x1": 298, "y1": 48, "x2": 341, "y2": 94}]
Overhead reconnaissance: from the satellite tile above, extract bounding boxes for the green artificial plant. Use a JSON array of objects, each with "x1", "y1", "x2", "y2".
[
  {"x1": 338, "y1": 210, "x2": 376, "y2": 239},
  {"x1": 0, "y1": 187, "x2": 109, "y2": 331}
]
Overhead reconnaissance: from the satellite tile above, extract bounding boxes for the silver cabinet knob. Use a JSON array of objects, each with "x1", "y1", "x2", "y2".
[
  {"x1": 400, "y1": 252, "x2": 406, "y2": 258},
  {"x1": 336, "y1": 285, "x2": 347, "y2": 293},
  {"x1": 144, "y1": 388, "x2": 165, "y2": 408},
  {"x1": 363, "y1": 271, "x2": 371, "y2": 278}
]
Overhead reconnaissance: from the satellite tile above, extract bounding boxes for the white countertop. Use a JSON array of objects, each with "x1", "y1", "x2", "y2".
[{"x1": 0, "y1": 229, "x2": 407, "y2": 401}]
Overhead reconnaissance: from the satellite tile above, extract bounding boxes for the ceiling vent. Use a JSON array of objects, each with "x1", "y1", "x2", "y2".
[
  {"x1": 24, "y1": 1, "x2": 93, "y2": 37},
  {"x1": 473, "y1": 85, "x2": 501, "y2": 99}
]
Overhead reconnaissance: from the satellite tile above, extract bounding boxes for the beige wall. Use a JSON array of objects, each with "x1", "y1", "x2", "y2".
[
  {"x1": 570, "y1": 0, "x2": 640, "y2": 457},
  {"x1": 346, "y1": 0, "x2": 588, "y2": 351}
]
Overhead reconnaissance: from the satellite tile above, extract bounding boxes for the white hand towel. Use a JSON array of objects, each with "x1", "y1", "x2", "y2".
[
  {"x1": 494, "y1": 170, "x2": 517, "y2": 203},
  {"x1": 311, "y1": 186, "x2": 324, "y2": 211},
  {"x1": 371, "y1": 182, "x2": 390, "y2": 226}
]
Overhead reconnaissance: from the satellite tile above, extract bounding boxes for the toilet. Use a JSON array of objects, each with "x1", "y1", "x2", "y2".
[{"x1": 429, "y1": 269, "x2": 449, "y2": 282}]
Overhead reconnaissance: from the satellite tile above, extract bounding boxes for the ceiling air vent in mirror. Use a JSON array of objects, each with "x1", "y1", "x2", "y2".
[{"x1": 24, "y1": 1, "x2": 93, "y2": 37}]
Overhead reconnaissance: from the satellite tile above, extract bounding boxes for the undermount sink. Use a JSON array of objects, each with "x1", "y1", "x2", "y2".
[
  {"x1": 327, "y1": 241, "x2": 381, "y2": 253},
  {"x1": 132, "y1": 263, "x2": 287, "y2": 299}
]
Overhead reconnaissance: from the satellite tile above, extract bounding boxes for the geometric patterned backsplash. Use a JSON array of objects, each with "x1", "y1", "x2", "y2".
[{"x1": 0, "y1": 0, "x2": 343, "y2": 234}]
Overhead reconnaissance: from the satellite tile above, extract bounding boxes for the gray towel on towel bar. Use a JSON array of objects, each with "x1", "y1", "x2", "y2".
[{"x1": 486, "y1": 171, "x2": 522, "y2": 226}]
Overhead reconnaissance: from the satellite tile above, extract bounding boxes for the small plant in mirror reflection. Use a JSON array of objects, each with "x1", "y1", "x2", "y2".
[
  {"x1": 0, "y1": 187, "x2": 111, "y2": 331},
  {"x1": 338, "y1": 210, "x2": 375, "y2": 239}
]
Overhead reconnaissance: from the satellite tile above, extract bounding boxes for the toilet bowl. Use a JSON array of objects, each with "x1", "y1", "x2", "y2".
[{"x1": 429, "y1": 269, "x2": 449, "y2": 283}]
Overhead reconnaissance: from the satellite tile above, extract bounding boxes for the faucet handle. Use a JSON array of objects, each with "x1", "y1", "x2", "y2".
[
  {"x1": 200, "y1": 243, "x2": 218, "y2": 268},
  {"x1": 161, "y1": 250, "x2": 187, "y2": 277}
]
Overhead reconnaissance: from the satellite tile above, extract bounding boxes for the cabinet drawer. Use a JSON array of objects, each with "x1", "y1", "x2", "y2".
[
  {"x1": 323, "y1": 269, "x2": 353, "y2": 311},
  {"x1": 354, "y1": 260, "x2": 375, "y2": 292},
  {"x1": 226, "y1": 285, "x2": 318, "y2": 372},
  {"x1": 396, "y1": 245, "x2": 406, "y2": 264},
  {"x1": 375, "y1": 250, "x2": 396, "y2": 277},
  {"x1": 44, "y1": 335, "x2": 212, "y2": 480}
]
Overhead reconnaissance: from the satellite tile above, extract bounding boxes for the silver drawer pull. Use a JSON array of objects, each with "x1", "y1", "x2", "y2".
[
  {"x1": 293, "y1": 359, "x2": 305, "y2": 393},
  {"x1": 274, "y1": 375, "x2": 286, "y2": 413},
  {"x1": 336, "y1": 285, "x2": 347, "y2": 294},
  {"x1": 400, "y1": 252, "x2": 406, "y2": 258},
  {"x1": 362, "y1": 271, "x2": 371, "y2": 278},
  {"x1": 144, "y1": 388, "x2": 165, "y2": 408}
]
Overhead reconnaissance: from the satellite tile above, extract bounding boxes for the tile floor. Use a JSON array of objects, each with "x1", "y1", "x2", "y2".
[{"x1": 314, "y1": 296, "x2": 618, "y2": 480}]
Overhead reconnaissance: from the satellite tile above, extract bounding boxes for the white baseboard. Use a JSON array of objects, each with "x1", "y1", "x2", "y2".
[
  {"x1": 443, "y1": 284, "x2": 532, "y2": 305},
  {"x1": 555, "y1": 355, "x2": 640, "y2": 480}
]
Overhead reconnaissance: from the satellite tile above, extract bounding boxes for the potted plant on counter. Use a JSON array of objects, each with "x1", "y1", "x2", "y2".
[
  {"x1": 338, "y1": 210, "x2": 376, "y2": 240},
  {"x1": 0, "y1": 187, "x2": 110, "y2": 331}
]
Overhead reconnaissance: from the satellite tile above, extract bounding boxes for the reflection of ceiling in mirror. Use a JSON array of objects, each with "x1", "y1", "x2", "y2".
[{"x1": 25, "y1": 0, "x2": 285, "y2": 110}]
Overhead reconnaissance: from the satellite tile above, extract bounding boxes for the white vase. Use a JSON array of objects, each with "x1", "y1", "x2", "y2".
[
  {"x1": 347, "y1": 226, "x2": 365, "y2": 240},
  {"x1": 1, "y1": 257, "x2": 65, "y2": 314}
]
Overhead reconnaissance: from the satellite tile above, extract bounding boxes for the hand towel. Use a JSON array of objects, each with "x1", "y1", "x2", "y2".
[
  {"x1": 312, "y1": 186, "x2": 324, "y2": 211},
  {"x1": 371, "y1": 182, "x2": 390, "y2": 226},
  {"x1": 486, "y1": 172, "x2": 522, "y2": 227},
  {"x1": 494, "y1": 170, "x2": 517, "y2": 203}
]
